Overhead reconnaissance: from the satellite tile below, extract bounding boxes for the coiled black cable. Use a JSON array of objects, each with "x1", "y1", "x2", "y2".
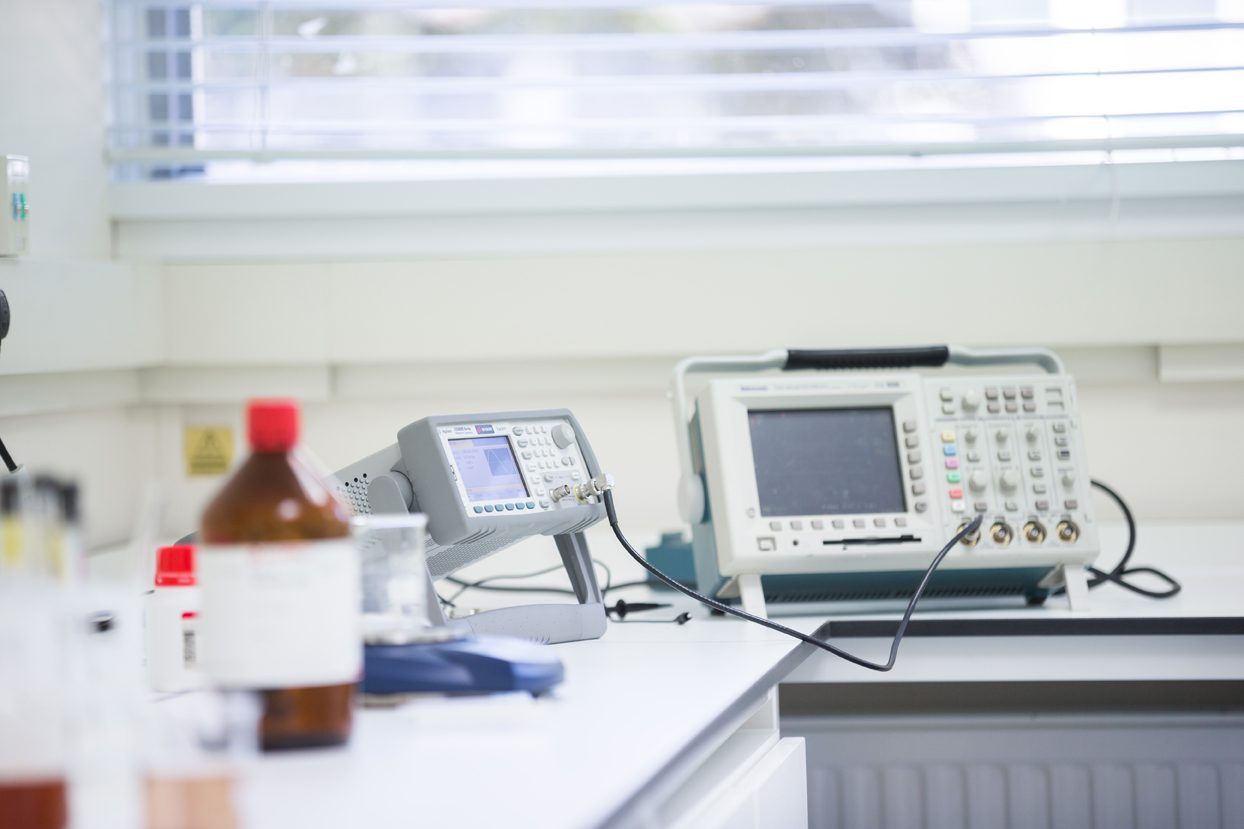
[{"x1": 1082, "y1": 479, "x2": 1180, "y2": 599}]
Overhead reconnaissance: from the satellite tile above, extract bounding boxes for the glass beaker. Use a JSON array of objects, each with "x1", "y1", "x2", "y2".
[{"x1": 351, "y1": 513, "x2": 438, "y2": 645}]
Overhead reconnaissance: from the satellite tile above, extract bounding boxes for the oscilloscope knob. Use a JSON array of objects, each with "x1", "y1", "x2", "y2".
[
  {"x1": 968, "y1": 470, "x2": 989, "y2": 493},
  {"x1": 551, "y1": 423, "x2": 576, "y2": 449},
  {"x1": 962, "y1": 390, "x2": 982, "y2": 411},
  {"x1": 999, "y1": 469, "x2": 1020, "y2": 493}
]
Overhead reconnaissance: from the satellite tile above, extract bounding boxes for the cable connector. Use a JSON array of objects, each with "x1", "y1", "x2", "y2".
[{"x1": 549, "y1": 473, "x2": 615, "y2": 504}]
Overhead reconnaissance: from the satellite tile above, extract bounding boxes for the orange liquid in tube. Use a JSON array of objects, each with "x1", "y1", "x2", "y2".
[
  {"x1": 198, "y1": 400, "x2": 359, "y2": 751},
  {"x1": 0, "y1": 779, "x2": 67, "y2": 829}
]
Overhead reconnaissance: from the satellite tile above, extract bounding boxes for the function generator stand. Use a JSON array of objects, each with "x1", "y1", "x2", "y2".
[{"x1": 427, "y1": 530, "x2": 608, "y2": 645}]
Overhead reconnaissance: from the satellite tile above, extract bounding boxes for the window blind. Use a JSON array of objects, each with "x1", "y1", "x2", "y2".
[{"x1": 105, "y1": 1, "x2": 1244, "y2": 180}]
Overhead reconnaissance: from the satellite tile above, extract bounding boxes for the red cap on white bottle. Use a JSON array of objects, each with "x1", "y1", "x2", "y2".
[{"x1": 155, "y1": 545, "x2": 196, "y2": 587}]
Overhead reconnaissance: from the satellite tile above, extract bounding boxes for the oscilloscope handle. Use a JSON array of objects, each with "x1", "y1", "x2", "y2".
[
  {"x1": 784, "y1": 345, "x2": 1065, "y2": 375},
  {"x1": 785, "y1": 346, "x2": 950, "y2": 371}
]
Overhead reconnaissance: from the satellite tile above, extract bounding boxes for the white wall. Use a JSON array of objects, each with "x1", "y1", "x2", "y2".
[
  {"x1": 0, "y1": 0, "x2": 157, "y2": 546},
  {"x1": 137, "y1": 239, "x2": 1244, "y2": 541},
  {"x1": 2, "y1": 0, "x2": 1243, "y2": 560},
  {"x1": 0, "y1": 0, "x2": 111, "y2": 261}
]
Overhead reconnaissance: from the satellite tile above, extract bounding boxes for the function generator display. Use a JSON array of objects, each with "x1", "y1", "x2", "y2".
[{"x1": 448, "y1": 436, "x2": 529, "y2": 502}]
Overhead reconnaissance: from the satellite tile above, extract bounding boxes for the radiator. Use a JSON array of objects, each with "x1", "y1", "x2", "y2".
[{"x1": 785, "y1": 714, "x2": 1244, "y2": 829}]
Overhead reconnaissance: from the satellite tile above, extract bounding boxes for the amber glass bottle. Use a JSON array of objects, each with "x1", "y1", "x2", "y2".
[{"x1": 198, "y1": 400, "x2": 360, "y2": 751}]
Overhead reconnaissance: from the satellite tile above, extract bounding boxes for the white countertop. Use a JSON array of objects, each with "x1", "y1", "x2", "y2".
[
  {"x1": 231, "y1": 522, "x2": 1244, "y2": 828},
  {"x1": 233, "y1": 619, "x2": 800, "y2": 829}
]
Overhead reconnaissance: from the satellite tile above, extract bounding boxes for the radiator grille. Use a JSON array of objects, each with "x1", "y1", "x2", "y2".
[
  {"x1": 809, "y1": 761, "x2": 1244, "y2": 829},
  {"x1": 789, "y1": 715, "x2": 1244, "y2": 829}
]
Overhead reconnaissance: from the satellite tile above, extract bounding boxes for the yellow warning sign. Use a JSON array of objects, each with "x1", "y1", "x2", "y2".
[{"x1": 184, "y1": 426, "x2": 234, "y2": 476}]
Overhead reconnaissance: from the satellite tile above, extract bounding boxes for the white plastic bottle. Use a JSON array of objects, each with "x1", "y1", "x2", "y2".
[{"x1": 145, "y1": 545, "x2": 202, "y2": 693}]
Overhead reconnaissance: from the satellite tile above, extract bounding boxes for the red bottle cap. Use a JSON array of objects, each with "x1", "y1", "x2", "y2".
[
  {"x1": 155, "y1": 545, "x2": 196, "y2": 587},
  {"x1": 248, "y1": 398, "x2": 300, "y2": 452}
]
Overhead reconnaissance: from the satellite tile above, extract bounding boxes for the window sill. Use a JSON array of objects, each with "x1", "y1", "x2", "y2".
[{"x1": 110, "y1": 158, "x2": 1244, "y2": 222}]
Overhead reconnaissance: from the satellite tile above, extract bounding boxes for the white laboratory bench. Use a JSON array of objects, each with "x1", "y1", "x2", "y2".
[{"x1": 229, "y1": 523, "x2": 1244, "y2": 829}]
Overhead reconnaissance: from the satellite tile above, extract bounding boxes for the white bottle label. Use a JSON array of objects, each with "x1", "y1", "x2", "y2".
[{"x1": 197, "y1": 539, "x2": 360, "y2": 689}]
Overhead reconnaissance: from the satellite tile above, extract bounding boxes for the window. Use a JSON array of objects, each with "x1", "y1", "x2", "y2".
[{"x1": 106, "y1": 1, "x2": 1244, "y2": 182}]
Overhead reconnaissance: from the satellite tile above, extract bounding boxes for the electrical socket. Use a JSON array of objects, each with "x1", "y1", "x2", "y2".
[{"x1": 1, "y1": 155, "x2": 30, "y2": 256}]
